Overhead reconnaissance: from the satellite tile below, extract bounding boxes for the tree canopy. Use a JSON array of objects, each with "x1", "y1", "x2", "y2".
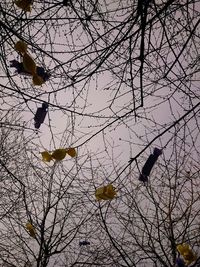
[{"x1": 0, "y1": 0, "x2": 199, "y2": 266}]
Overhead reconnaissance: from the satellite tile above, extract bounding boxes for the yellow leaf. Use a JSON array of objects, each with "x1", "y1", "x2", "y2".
[
  {"x1": 51, "y1": 149, "x2": 67, "y2": 161},
  {"x1": 41, "y1": 151, "x2": 52, "y2": 162},
  {"x1": 177, "y1": 243, "x2": 190, "y2": 255},
  {"x1": 177, "y1": 243, "x2": 197, "y2": 264},
  {"x1": 14, "y1": 0, "x2": 32, "y2": 12},
  {"x1": 95, "y1": 184, "x2": 116, "y2": 201},
  {"x1": 106, "y1": 184, "x2": 117, "y2": 198},
  {"x1": 14, "y1": 40, "x2": 27, "y2": 54},
  {"x1": 95, "y1": 187, "x2": 107, "y2": 200},
  {"x1": 23, "y1": 53, "x2": 36, "y2": 75},
  {"x1": 184, "y1": 251, "x2": 197, "y2": 265},
  {"x1": 26, "y1": 222, "x2": 36, "y2": 238},
  {"x1": 66, "y1": 148, "x2": 76, "y2": 157},
  {"x1": 33, "y1": 74, "x2": 44, "y2": 86}
]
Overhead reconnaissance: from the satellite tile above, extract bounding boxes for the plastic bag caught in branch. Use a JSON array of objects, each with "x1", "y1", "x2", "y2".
[
  {"x1": 176, "y1": 258, "x2": 186, "y2": 267},
  {"x1": 95, "y1": 184, "x2": 117, "y2": 201},
  {"x1": 36, "y1": 66, "x2": 51, "y2": 82},
  {"x1": 26, "y1": 222, "x2": 36, "y2": 238},
  {"x1": 79, "y1": 240, "x2": 90, "y2": 246},
  {"x1": 139, "y1": 147, "x2": 162, "y2": 182},
  {"x1": 34, "y1": 102, "x2": 48, "y2": 129}
]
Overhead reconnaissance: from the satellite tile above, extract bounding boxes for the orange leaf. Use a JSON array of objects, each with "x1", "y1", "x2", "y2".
[{"x1": 66, "y1": 148, "x2": 77, "y2": 157}]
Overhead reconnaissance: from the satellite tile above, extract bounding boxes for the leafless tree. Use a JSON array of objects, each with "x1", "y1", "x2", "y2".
[{"x1": 0, "y1": 0, "x2": 199, "y2": 266}]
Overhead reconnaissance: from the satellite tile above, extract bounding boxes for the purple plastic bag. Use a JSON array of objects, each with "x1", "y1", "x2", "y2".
[
  {"x1": 139, "y1": 148, "x2": 162, "y2": 182},
  {"x1": 34, "y1": 103, "x2": 48, "y2": 129}
]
